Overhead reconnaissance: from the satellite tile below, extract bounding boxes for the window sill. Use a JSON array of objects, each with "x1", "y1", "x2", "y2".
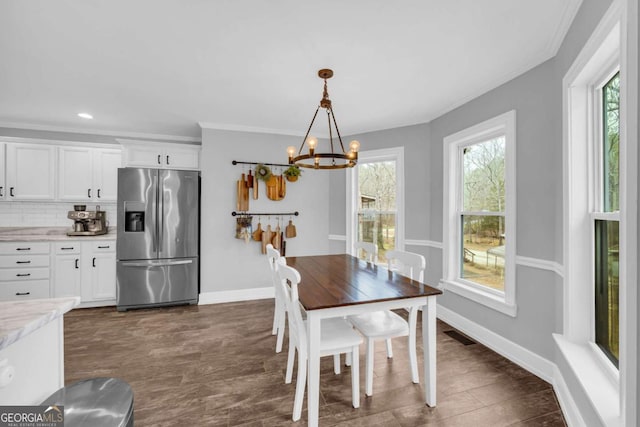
[
  {"x1": 553, "y1": 333, "x2": 621, "y2": 427},
  {"x1": 440, "y1": 279, "x2": 517, "y2": 317}
]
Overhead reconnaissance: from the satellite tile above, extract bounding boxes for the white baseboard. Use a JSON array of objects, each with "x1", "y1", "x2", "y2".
[
  {"x1": 437, "y1": 303, "x2": 555, "y2": 382},
  {"x1": 198, "y1": 287, "x2": 274, "y2": 305},
  {"x1": 552, "y1": 364, "x2": 587, "y2": 427}
]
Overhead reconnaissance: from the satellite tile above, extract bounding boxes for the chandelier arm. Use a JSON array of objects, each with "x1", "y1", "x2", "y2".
[
  {"x1": 298, "y1": 106, "x2": 321, "y2": 155},
  {"x1": 328, "y1": 107, "x2": 347, "y2": 153}
]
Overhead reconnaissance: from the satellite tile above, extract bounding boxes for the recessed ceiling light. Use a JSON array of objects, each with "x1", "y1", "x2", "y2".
[{"x1": 77, "y1": 112, "x2": 93, "y2": 119}]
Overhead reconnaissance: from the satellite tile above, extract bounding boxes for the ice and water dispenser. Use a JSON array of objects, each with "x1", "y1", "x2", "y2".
[{"x1": 124, "y1": 202, "x2": 145, "y2": 232}]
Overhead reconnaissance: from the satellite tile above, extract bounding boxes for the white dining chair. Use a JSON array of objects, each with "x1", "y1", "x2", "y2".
[
  {"x1": 348, "y1": 249, "x2": 426, "y2": 396},
  {"x1": 278, "y1": 263, "x2": 362, "y2": 421},
  {"x1": 267, "y1": 243, "x2": 287, "y2": 353},
  {"x1": 354, "y1": 241, "x2": 378, "y2": 263}
]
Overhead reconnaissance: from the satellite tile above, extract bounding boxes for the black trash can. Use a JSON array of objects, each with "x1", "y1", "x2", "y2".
[{"x1": 41, "y1": 377, "x2": 133, "y2": 427}]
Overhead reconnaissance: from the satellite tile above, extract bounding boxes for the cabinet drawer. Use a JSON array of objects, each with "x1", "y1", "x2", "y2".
[
  {"x1": 54, "y1": 242, "x2": 81, "y2": 254},
  {"x1": 91, "y1": 242, "x2": 115, "y2": 252},
  {"x1": 0, "y1": 268, "x2": 50, "y2": 281},
  {"x1": 0, "y1": 242, "x2": 50, "y2": 255},
  {"x1": 0, "y1": 255, "x2": 50, "y2": 269},
  {"x1": 0, "y1": 280, "x2": 50, "y2": 300}
]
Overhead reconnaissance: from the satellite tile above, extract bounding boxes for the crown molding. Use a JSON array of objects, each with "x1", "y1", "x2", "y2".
[{"x1": 0, "y1": 121, "x2": 201, "y2": 143}]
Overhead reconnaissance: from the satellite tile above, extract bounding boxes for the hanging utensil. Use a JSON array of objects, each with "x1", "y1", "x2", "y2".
[
  {"x1": 261, "y1": 223, "x2": 274, "y2": 254},
  {"x1": 279, "y1": 175, "x2": 286, "y2": 199},
  {"x1": 236, "y1": 177, "x2": 242, "y2": 211},
  {"x1": 253, "y1": 173, "x2": 259, "y2": 200},
  {"x1": 266, "y1": 175, "x2": 279, "y2": 201},
  {"x1": 239, "y1": 173, "x2": 249, "y2": 211},
  {"x1": 272, "y1": 219, "x2": 282, "y2": 249},
  {"x1": 285, "y1": 218, "x2": 297, "y2": 238},
  {"x1": 252, "y1": 220, "x2": 263, "y2": 241},
  {"x1": 247, "y1": 169, "x2": 254, "y2": 188}
]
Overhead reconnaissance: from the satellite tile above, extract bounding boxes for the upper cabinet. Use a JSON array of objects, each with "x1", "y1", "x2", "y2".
[
  {"x1": 6, "y1": 143, "x2": 56, "y2": 200},
  {"x1": 119, "y1": 140, "x2": 200, "y2": 170},
  {"x1": 58, "y1": 147, "x2": 122, "y2": 202}
]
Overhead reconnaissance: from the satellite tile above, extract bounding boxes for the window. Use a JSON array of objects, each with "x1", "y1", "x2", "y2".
[
  {"x1": 443, "y1": 111, "x2": 516, "y2": 316},
  {"x1": 594, "y1": 71, "x2": 620, "y2": 367},
  {"x1": 560, "y1": 3, "x2": 625, "y2": 421},
  {"x1": 347, "y1": 147, "x2": 404, "y2": 263}
]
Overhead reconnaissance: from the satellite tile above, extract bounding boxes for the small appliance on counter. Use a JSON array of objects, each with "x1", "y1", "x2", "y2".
[{"x1": 67, "y1": 205, "x2": 108, "y2": 236}]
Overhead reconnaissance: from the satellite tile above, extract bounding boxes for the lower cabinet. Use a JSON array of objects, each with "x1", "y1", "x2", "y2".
[
  {"x1": 0, "y1": 242, "x2": 51, "y2": 301},
  {"x1": 52, "y1": 240, "x2": 115, "y2": 305},
  {"x1": 52, "y1": 243, "x2": 82, "y2": 298},
  {"x1": 83, "y1": 241, "x2": 116, "y2": 302}
]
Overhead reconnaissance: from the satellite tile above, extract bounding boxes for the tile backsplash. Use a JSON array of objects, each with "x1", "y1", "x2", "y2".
[{"x1": 0, "y1": 202, "x2": 117, "y2": 228}]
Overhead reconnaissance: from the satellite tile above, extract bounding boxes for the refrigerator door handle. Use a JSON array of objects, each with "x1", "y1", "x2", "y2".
[
  {"x1": 120, "y1": 259, "x2": 194, "y2": 268},
  {"x1": 159, "y1": 176, "x2": 164, "y2": 256},
  {"x1": 153, "y1": 173, "x2": 159, "y2": 254}
]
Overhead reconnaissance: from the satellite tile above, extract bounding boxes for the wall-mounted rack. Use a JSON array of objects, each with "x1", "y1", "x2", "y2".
[
  {"x1": 232, "y1": 160, "x2": 291, "y2": 168},
  {"x1": 231, "y1": 211, "x2": 299, "y2": 217}
]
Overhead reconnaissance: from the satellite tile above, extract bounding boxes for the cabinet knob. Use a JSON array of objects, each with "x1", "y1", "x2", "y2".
[
  {"x1": 9, "y1": 187, "x2": 14, "y2": 197},
  {"x1": 97, "y1": 189, "x2": 101, "y2": 198},
  {"x1": 75, "y1": 259, "x2": 79, "y2": 269},
  {"x1": 157, "y1": 154, "x2": 161, "y2": 165},
  {"x1": 166, "y1": 155, "x2": 170, "y2": 165},
  {"x1": 88, "y1": 188, "x2": 92, "y2": 198},
  {"x1": 92, "y1": 257, "x2": 96, "y2": 267}
]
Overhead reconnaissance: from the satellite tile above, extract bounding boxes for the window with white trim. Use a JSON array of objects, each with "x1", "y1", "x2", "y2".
[
  {"x1": 347, "y1": 147, "x2": 405, "y2": 263},
  {"x1": 594, "y1": 71, "x2": 620, "y2": 367},
  {"x1": 442, "y1": 111, "x2": 516, "y2": 316},
  {"x1": 560, "y1": 3, "x2": 624, "y2": 421}
]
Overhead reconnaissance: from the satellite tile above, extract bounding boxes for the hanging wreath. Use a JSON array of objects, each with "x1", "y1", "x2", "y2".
[{"x1": 255, "y1": 164, "x2": 272, "y2": 182}]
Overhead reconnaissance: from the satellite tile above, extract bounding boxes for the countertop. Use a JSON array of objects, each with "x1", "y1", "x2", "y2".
[
  {"x1": 0, "y1": 296, "x2": 80, "y2": 351},
  {"x1": 0, "y1": 227, "x2": 116, "y2": 242}
]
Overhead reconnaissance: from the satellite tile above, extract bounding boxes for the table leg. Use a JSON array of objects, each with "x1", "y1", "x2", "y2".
[
  {"x1": 307, "y1": 313, "x2": 321, "y2": 427},
  {"x1": 423, "y1": 296, "x2": 437, "y2": 406}
]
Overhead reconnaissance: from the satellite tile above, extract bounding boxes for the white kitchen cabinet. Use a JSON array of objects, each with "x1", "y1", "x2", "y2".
[
  {"x1": 58, "y1": 147, "x2": 121, "y2": 202},
  {"x1": 6, "y1": 143, "x2": 56, "y2": 200},
  {"x1": 93, "y1": 149, "x2": 122, "y2": 201},
  {"x1": 0, "y1": 242, "x2": 51, "y2": 301},
  {"x1": 50, "y1": 240, "x2": 116, "y2": 304},
  {"x1": 52, "y1": 242, "x2": 82, "y2": 298},
  {"x1": 81, "y1": 241, "x2": 116, "y2": 302},
  {"x1": 119, "y1": 140, "x2": 200, "y2": 170}
]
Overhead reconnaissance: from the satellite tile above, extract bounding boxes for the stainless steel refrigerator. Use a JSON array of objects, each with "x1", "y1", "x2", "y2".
[{"x1": 116, "y1": 168, "x2": 199, "y2": 311}]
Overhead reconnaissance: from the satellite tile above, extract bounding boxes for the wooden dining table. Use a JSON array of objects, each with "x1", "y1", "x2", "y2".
[{"x1": 286, "y1": 253, "x2": 443, "y2": 427}]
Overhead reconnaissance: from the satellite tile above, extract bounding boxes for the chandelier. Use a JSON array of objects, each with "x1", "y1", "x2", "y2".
[{"x1": 287, "y1": 69, "x2": 360, "y2": 169}]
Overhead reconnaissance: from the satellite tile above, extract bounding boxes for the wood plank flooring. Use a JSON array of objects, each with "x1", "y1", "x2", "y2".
[{"x1": 63, "y1": 300, "x2": 566, "y2": 426}]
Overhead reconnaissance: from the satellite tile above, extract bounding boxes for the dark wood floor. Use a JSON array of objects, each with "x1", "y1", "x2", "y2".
[{"x1": 63, "y1": 300, "x2": 566, "y2": 426}]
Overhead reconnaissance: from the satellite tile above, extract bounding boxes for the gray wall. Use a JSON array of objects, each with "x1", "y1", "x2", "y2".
[
  {"x1": 200, "y1": 128, "x2": 331, "y2": 294},
  {"x1": 429, "y1": 58, "x2": 559, "y2": 360},
  {"x1": 325, "y1": 0, "x2": 616, "y2": 423}
]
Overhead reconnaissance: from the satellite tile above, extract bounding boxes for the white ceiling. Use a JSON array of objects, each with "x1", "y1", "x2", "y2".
[{"x1": 0, "y1": 0, "x2": 582, "y2": 141}]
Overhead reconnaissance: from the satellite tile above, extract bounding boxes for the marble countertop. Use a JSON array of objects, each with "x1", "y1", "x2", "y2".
[
  {"x1": 0, "y1": 227, "x2": 116, "y2": 242},
  {"x1": 0, "y1": 297, "x2": 80, "y2": 351}
]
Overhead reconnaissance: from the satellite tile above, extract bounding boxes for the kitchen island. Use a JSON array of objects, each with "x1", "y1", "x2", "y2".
[{"x1": 0, "y1": 296, "x2": 80, "y2": 404}]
